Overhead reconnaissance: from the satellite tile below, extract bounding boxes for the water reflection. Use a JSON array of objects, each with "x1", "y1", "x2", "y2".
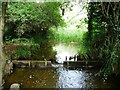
[
  {"x1": 53, "y1": 43, "x2": 80, "y2": 63},
  {"x1": 4, "y1": 42, "x2": 119, "y2": 89},
  {"x1": 56, "y1": 66, "x2": 90, "y2": 88},
  {"x1": 4, "y1": 65, "x2": 119, "y2": 89}
]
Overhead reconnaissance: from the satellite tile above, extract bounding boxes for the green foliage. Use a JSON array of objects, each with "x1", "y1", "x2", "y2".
[
  {"x1": 0, "y1": 2, "x2": 2, "y2": 15},
  {"x1": 5, "y1": 38, "x2": 40, "y2": 60},
  {"x1": 79, "y1": 32, "x2": 89, "y2": 53},
  {"x1": 12, "y1": 45, "x2": 31, "y2": 59},
  {"x1": 5, "y1": 38, "x2": 29, "y2": 44},
  {"x1": 12, "y1": 42, "x2": 39, "y2": 60},
  {"x1": 100, "y1": 38, "x2": 120, "y2": 79},
  {"x1": 4, "y1": 2, "x2": 65, "y2": 61},
  {"x1": 86, "y1": 2, "x2": 120, "y2": 79},
  {"x1": 50, "y1": 26, "x2": 85, "y2": 42},
  {"x1": 4, "y1": 2, "x2": 64, "y2": 40}
]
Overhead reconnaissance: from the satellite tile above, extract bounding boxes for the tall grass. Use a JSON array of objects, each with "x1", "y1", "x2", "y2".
[{"x1": 50, "y1": 26, "x2": 87, "y2": 43}]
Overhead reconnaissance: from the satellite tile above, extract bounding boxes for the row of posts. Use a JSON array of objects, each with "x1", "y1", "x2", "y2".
[{"x1": 65, "y1": 55, "x2": 80, "y2": 61}]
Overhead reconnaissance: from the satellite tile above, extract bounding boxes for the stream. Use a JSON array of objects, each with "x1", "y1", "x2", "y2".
[
  {"x1": 4, "y1": 42, "x2": 119, "y2": 89},
  {"x1": 4, "y1": 65, "x2": 119, "y2": 89}
]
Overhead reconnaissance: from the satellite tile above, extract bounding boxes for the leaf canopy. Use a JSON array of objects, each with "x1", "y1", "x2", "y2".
[{"x1": 6, "y1": 2, "x2": 64, "y2": 37}]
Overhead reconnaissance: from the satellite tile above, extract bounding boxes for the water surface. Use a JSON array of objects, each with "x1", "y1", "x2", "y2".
[
  {"x1": 4, "y1": 42, "x2": 120, "y2": 89},
  {"x1": 4, "y1": 65, "x2": 119, "y2": 89}
]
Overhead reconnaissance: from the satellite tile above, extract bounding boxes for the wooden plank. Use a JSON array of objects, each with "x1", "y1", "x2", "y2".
[{"x1": 12, "y1": 60, "x2": 52, "y2": 68}]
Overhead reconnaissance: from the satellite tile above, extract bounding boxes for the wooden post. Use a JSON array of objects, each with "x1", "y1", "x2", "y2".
[
  {"x1": 67, "y1": 61, "x2": 69, "y2": 67},
  {"x1": 28, "y1": 61, "x2": 31, "y2": 67},
  {"x1": 44, "y1": 59, "x2": 47, "y2": 66}
]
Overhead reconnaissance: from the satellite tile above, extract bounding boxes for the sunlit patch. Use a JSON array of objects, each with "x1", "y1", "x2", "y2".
[
  {"x1": 56, "y1": 52, "x2": 71, "y2": 63},
  {"x1": 57, "y1": 68, "x2": 89, "y2": 88},
  {"x1": 36, "y1": 0, "x2": 40, "y2": 3},
  {"x1": 53, "y1": 43, "x2": 79, "y2": 63}
]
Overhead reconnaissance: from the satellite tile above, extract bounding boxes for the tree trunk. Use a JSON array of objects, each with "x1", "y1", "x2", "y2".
[
  {"x1": 0, "y1": 2, "x2": 7, "y2": 90},
  {"x1": 87, "y1": 2, "x2": 93, "y2": 41}
]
